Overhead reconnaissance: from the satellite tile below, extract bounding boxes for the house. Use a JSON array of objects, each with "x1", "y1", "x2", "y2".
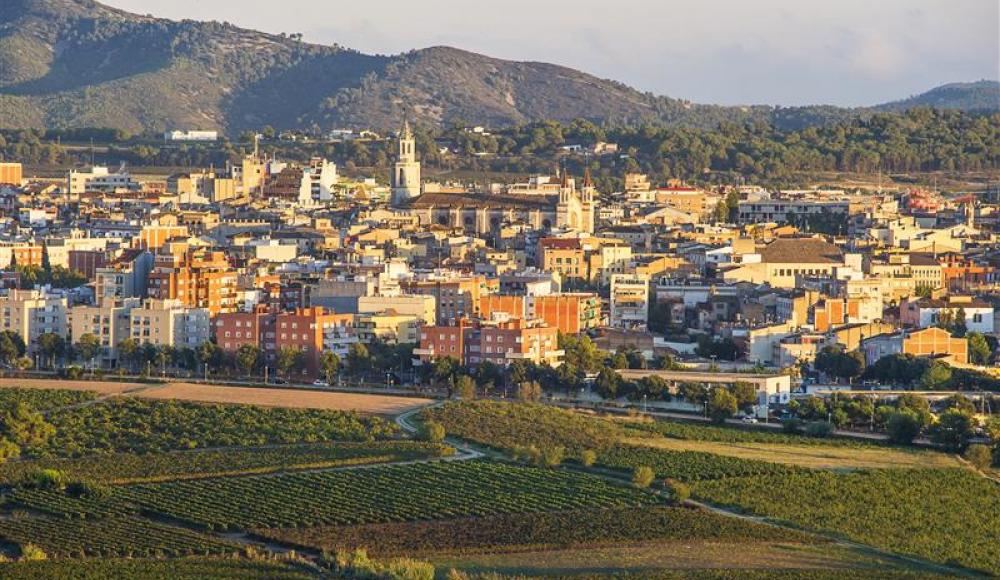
[{"x1": 862, "y1": 326, "x2": 968, "y2": 366}]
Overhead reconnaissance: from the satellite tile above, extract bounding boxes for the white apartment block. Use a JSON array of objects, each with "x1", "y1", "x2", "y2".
[
  {"x1": 129, "y1": 299, "x2": 210, "y2": 349},
  {"x1": 0, "y1": 289, "x2": 68, "y2": 354}
]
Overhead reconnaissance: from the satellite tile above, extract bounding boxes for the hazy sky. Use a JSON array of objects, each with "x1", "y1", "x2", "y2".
[{"x1": 106, "y1": 0, "x2": 999, "y2": 107}]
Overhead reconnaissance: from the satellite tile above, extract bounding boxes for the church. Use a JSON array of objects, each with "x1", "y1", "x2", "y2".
[{"x1": 391, "y1": 122, "x2": 596, "y2": 235}]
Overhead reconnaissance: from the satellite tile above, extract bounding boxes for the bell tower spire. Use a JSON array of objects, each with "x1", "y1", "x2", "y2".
[{"x1": 392, "y1": 116, "x2": 421, "y2": 205}]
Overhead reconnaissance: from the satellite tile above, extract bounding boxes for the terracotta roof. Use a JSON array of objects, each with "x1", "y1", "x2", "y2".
[{"x1": 760, "y1": 238, "x2": 843, "y2": 264}]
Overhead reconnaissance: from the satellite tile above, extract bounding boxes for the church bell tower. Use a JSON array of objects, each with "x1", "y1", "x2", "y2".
[{"x1": 392, "y1": 120, "x2": 421, "y2": 205}]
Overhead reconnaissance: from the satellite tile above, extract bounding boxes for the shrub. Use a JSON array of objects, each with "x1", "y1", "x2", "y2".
[
  {"x1": 666, "y1": 479, "x2": 691, "y2": 502},
  {"x1": 19, "y1": 543, "x2": 46, "y2": 561},
  {"x1": 632, "y1": 465, "x2": 655, "y2": 488},
  {"x1": 26, "y1": 469, "x2": 67, "y2": 490},
  {"x1": 782, "y1": 418, "x2": 803, "y2": 434},
  {"x1": 540, "y1": 446, "x2": 564, "y2": 468},
  {"x1": 580, "y1": 449, "x2": 597, "y2": 467},
  {"x1": 964, "y1": 444, "x2": 993, "y2": 470},
  {"x1": 804, "y1": 421, "x2": 834, "y2": 438},
  {"x1": 418, "y1": 421, "x2": 445, "y2": 443}
]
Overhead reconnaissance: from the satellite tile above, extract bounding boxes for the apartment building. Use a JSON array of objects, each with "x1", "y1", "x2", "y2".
[
  {"x1": 480, "y1": 293, "x2": 601, "y2": 335},
  {"x1": 129, "y1": 299, "x2": 210, "y2": 349},
  {"x1": 95, "y1": 249, "x2": 154, "y2": 305},
  {"x1": 147, "y1": 246, "x2": 237, "y2": 315},
  {"x1": 400, "y1": 274, "x2": 495, "y2": 325},
  {"x1": 609, "y1": 274, "x2": 650, "y2": 330},
  {"x1": 69, "y1": 298, "x2": 139, "y2": 367},
  {"x1": 0, "y1": 288, "x2": 68, "y2": 354},
  {"x1": 863, "y1": 326, "x2": 969, "y2": 366},
  {"x1": 415, "y1": 317, "x2": 562, "y2": 367}
]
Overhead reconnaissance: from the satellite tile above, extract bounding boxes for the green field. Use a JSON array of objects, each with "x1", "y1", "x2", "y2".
[
  {"x1": 0, "y1": 441, "x2": 450, "y2": 484},
  {"x1": 118, "y1": 460, "x2": 659, "y2": 530},
  {"x1": 0, "y1": 387, "x2": 96, "y2": 411}
]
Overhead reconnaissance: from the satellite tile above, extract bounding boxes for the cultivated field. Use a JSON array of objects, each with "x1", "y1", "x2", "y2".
[{"x1": 623, "y1": 436, "x2": 962, "y2": 470}]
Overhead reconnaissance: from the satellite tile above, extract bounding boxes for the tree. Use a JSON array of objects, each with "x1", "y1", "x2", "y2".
[
  {"x1": 632, "y1": 466, "x2": 655, "y2": 488},
  {"x1": 939, "y1": 393, "x2": 975, "y2": 415},
  {"x1": 813, "y1": 346, "x2": 864, "y2": 383},
  {"x1": 454, "y1": 375, "x2": 476, "y2": 400},
  {"x1": 516, "y1": 381, "x2": 542, "y2": 402},
  {"x1": 198, "y1": 341, "x2": 223, "y2": 376},
  {"x1": 885, "y1": 410, "x2": 922, "y2": 445},
  {"x1": 117, "y1": 338, "x2": 139, "y2": 373},
  {"x1": 895, "y1": 393, "x2": 933, "y2": 428},
  {"x1": 920, "y1": 361, "x2": 952, "y2": 390},
  {"x1": 276, "y1": 347, "x2": 305, "y2": 380},
  {"x1": 929, "y1": 409, "x2": 975, "y2": 452},
  {"x1": 964, "y1": 444, "x2": 993, "y2": 470},
  {"x1": 728, "y1": 382, "x2": 757, "y2": 413},
  {"x1": 707, "y1": 388, "x2": 738, "y2": 424},
  {"x1": 579, "y1": 449, "x2": 597, "y2": 467},
  {"x1": 36, "y1": 333, "x2": 65, "y2": 370},
  {"x1": 968, "y1": 332, "x2": 992, "y2": 366},
  {"x1": 347, "y1": 343, "x2": 376, "y2": 378},
  {"x1": 320, "y1": 351, "x2": 340, "y2": 385},
  {"x1": 235, "y1": 344, "x2": 262, "y2": 378},
  {"x1": 540, "y1": 445, "x2": 565, "y2": 468},
  {"x1": 594, "y1": 368, "x2": 620, "y2": 399},
  {"x1": 679, "y1": 382, "x2": 708, "y2": 407},
  {"x1": 0, "y1": 331, "x2": 26, "y2": 365},
  {"x1": 418, "y1": 420, "x2": 445, "y2": 443},
  {"x1": 74, "y1": 334, "x2": 101, "y2": 371}
]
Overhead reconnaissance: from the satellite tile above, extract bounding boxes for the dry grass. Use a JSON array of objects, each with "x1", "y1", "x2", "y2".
[
  {"x1": 624, "y1": 437, "x2": 961, "y2": 470},
  {"x1": 430, "y1": 541, "x2": 897, "y2": 575},
  {"x1": 134, "y1": 382, "x2": 431, "y2": 415}
]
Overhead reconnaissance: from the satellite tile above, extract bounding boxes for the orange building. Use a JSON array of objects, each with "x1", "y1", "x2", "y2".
[
  {"x1": 274, "y1": 307, "x2": 352, "y2": 378},
  {"x1": 415, "y1": 317, "x2": 562, "y2": 368},
  {"x1": 11, "y1": 245, "x2": 43, "y2": 268},
  {"x1": 138, "y1": 224, "x2": 189, "y2": 251},
  {"x1": 479, "y1": 293, "x2": 601, "y2": 335},
  {"x1": 938, "y1": 253, "x2": 995, "y2": 292},
  {"x1": 148, "y1": 246, "x2": 237, "y2": 315},
  {"x1": 0, "y1": 163, "x2": 22, "y2": 185},
  {"x1": 902, "y1": 327, "x2": 968, "y2": 365}
]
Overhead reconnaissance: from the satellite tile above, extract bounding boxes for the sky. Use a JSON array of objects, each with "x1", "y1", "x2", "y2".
[{"x1": 106, "y1": 0, "x2": 999, "y2": 107}]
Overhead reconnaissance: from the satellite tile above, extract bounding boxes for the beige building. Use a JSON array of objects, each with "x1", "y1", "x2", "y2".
[
  {"x1": 357, "y1": 295, "x2": 436, "y2": 326},
  {"x1": 0, "y1": 289, "x2": 68, "y2": 355},
  {"x1": 129, "y1": 299, "x2": 210, "y2": 349},
  {"x1": 723, "y1": 238, "x2": 846, "y2": 289},
  {"x1": 69, "y1": 299, "x2": 139, "y2": 367},
  {"x1": 356, "y1": 311, "x2": 421, "y2": 344}
]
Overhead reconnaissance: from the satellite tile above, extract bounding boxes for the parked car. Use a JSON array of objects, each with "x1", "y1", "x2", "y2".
[
  {"x1": 741, "y1": 415, "x2": 759, "y2": 424},
  {"x1": 312, "y1": 379, "x2": 330, "y2": 387}
]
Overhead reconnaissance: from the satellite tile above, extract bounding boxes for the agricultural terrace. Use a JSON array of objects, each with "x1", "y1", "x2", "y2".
[{"x1": 117, "y1": 461, "x2": 659, "y2": 530}]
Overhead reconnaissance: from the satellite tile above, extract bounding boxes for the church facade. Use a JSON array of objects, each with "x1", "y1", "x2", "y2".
[{"x1": 390, "y1": 122, "x2": 596, "y2": 235}]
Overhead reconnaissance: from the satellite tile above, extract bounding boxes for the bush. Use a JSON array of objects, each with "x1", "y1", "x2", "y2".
[
  {"x1": 781, "y1": 418, "x2": 803, "y2": 434},
  {"x1": 19, "y1": 543, "x2": 46, "y2": 561},
  {"x1": 417, "y1": 421, "x2": 445, "y2": 443},
  {"x1": 540, "y1": 446, "x2": 564, "y2": 468},
  {"x1": 803, "y1": 421, "x2": 834, "y2": 438},
  {"x1": 26, "y1": 469, "x2": 67, "y2": 490},
  {"x1": 632, "y1": 465, "x2": 655, "y2": 488},
  {"x1": 665, "y1": 478, "x2": 691, "y2": 502},
  {"x1": 964, "y1": 444, "x2": 993, "y2": 470},
  {"x1": 579, "y1": 449, "x2": 597, "y2": 467}
]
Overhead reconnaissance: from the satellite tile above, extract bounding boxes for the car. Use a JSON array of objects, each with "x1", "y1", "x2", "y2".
[
  {"x1": 741, "y1": 415, "x2": 759, "y2": 424},
  {"x1": 312, "y1": 379, "x2": 330, "y2": 387}
]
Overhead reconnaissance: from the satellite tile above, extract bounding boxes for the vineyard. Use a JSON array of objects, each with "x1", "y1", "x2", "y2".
[
  {"x1": 598, "y1": 443, "x2": 796, "y2": 482},
  {"x1": 0, "y1": 441, "x2": 450, "y2": 484},
  {"x1": 0, "y1": 387, "x2": 96, "y2": 411},
  {"x1": 0, "y1": 516, "x2": 238, "y2": 558},
  {"x1": 38, "y1": 398, "x2": 398, "y2": 457},
  {"x1": 0, "y1": 558, "x2": 315, "y2": 579},
  {"x1": 117, "y1": 460, "x2": 660, "y2": 530},
  {"x1": 256, "y1": 506, "x2": 822, "y2": 556},
  {"x1": 421, "y1": 401, "x2": 623, "y2": 454},
  {"x1": 8, "y1": 487, "x2": 136, "y2": 519},
  {"x1": 694, "y1": 468, "x2": 1000, "y2": 575},
  {"x1": 625, "y1": 418, "x2": 879, "y2": 447}
]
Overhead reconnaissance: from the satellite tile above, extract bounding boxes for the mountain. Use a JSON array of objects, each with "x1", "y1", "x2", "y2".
[
  {"x1": 0, "y1": 0, "x2": 995, "y2": 134},
  {"x1": 876, "y1": 81, "x2": 1000, "y2": 113}
]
